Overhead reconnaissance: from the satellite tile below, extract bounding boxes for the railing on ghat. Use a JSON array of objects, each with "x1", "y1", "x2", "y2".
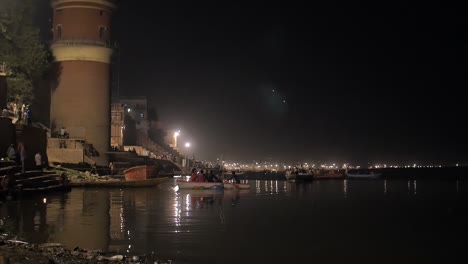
[{"x1": 52, "y1": 37, "x2": 113, "y2": 48}]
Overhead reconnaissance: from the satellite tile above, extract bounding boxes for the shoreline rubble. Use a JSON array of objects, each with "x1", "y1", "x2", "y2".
[{"x1": 0, "y1": 236, "x2": 172, "y2": 264}]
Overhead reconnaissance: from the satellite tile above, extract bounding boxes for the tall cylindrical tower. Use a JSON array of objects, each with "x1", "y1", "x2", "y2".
[{"x1": 50, "y1": 0, "x2": 116, "y2": 165}]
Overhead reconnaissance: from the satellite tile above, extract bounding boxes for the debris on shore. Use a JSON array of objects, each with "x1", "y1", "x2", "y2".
[
  {"x1": 49, "y1": 166, "x2": 120, "y2": 184},
  {"x1": 0, "y1": 238, "x2": 172, "y2": 264}
]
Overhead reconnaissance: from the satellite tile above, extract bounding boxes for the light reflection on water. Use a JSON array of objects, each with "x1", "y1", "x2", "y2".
[{"x1": 1, "y1": 179, "x2": 468, "y2": 264}]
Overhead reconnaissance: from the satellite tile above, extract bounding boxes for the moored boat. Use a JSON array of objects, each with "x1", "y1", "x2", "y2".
[
  {"x1": 346, "y1": 170, "x2": 382, "y2": 179},
  {"x1": 285, "y1": 171, "x2": 314, "y2": 181},
  {"x1": 123, "y1": 165, "x2": 158, "y2": 181},
  {"x1": 313, "y1": 171, "x2": 345, "y2": 179},
  {"x1": 176, "y1": 180, "x2": 224, "y2": 190}
]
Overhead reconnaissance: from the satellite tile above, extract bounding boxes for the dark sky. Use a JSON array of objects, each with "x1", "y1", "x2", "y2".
[{"x1": 46, "y1": 1, "x2": 468, "y2": 164}]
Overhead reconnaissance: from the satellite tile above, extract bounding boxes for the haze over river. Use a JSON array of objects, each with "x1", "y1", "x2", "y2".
[{"x1": 1, "y1": 178, "x2": 468, "y2": 263}]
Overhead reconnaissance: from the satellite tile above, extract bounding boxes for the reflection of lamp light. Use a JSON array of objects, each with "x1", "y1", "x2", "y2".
[
  {"x1": 184, "y1": 142, "x2": 190, "y2": 169},
  {"x1": 173, "y1": 130, "x2": 180, "y2": 148}
]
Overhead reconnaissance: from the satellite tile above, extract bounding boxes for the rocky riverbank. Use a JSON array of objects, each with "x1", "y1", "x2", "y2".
[{"x1": 0, "y1": 238, "x2": 172, "y2": 264}]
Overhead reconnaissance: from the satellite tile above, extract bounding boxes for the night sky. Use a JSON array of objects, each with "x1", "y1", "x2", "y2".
[{"x1": 43, "y1": 1, "x2": 468, "y2": 164}]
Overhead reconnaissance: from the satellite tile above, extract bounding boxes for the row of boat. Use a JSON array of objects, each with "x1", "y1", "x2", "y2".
[
  {"x1": 176, "y1": 180, "x2": 250, "y2": 190},
  {"x1": 285, "y1": 170, "x2": 383, "y2": 181}
]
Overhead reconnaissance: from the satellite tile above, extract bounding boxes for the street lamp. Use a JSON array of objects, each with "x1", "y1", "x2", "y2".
[{"x1": 173, "y1": 130, "x2": 180, "y2": 148}]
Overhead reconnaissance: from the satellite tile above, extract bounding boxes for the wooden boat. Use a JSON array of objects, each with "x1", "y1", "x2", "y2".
[
  {"x1": 346, "y1": 170, "x2": 382, "y2": 179},
  {"x1": 224, "y1": 182, "x2": 250, "y2": 190},
  {"x1": 176, "y1": 180, "x2": 224, "y2": 190},
  {"x1": 70, "y1": 177, "x2": 169, "y2": 188},
  {"x1": 313, "y1": 172, "x2": 345, "y2": 179},
  {"x1": 285, "y1": 171, "x2": 314, "y2": 181},
  {"x1": 123, "y1": 165, "x2": 158, "y2": 181}
]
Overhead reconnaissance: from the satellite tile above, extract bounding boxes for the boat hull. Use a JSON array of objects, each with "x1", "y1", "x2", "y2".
[
  {"x1": 224, "y1": 182, "x2": 250, "y2": 190},
  {"x1": 177, "y1": 181, "x2": 224, "y2": 190},
  {"x1": 285, "y1": 173, "x2": 314, "y2": 181},
  {"x1": 313, "y1": 173, "x2": 345, "y2": 180},
  {"x1": 123, "y1": 165, "x2": 158, "y2": 181},
  {"x1": 346, "y1": 173, "x2": 382, "y2": 179}
]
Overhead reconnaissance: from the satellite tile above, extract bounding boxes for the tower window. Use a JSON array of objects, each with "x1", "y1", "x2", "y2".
[
  {"x1": 99, "y1": 26, "x2": 106, "y2": 41},
  {"x1": 56, "y1": 25, "x2": 62, "y2": 40}
]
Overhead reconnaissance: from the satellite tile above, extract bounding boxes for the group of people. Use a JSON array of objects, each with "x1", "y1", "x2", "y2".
[
  {"x1": 2, "y1": 103, "x2": 32, "y2": 125},
  {"x1": 190, "y1": 169, "x2": 222, "y2": 182},
  {"x1": 189, "y1": 169, "x2": 240, "y2": 184},
  {"x1": 5, "y1": 143, "x2": 44, "y2": 173}
]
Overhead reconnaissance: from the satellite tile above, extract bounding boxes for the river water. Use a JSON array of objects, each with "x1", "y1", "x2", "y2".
[{"x1": 1, "y1": 179, "x2": 468, "y2": 263}]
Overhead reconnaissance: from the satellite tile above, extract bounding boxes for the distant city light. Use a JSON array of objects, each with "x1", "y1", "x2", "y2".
[{"x1": 185, "y1": 142, "x2": 191, "y2": 148}]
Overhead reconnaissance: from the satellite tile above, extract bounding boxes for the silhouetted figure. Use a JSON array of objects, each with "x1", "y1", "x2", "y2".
[
  {"x1": 227, "y1": 171, "x2": 240, "y2": 184},
  {"x1": 35, "y1": 152, "x2": 42, "y2": 170},
  {"x1": 207, "y1": 171, "x2": 220, "y2": 182},
  {"x1": 25, "y1": 107, "x2": 31, "y2": 125}
]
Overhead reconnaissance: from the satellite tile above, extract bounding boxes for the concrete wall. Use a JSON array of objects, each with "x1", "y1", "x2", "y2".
[
  {"x1": 48, "y1": 138, "x2": 85, "y2": 149},
  {"x1": 50, "y1": 60, "x2": 110, "y2": 165},
  {"x1": 47, "y1": 148, "x2": 84, "y2": 164},
  {"x1": 53, "y1": 1, "x2": 113, "y2": 42}
]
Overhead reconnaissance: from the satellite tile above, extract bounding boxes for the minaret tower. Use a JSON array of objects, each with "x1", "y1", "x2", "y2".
[{"x1": 50, "y1": 0, "x2": 116, "y2": 165}]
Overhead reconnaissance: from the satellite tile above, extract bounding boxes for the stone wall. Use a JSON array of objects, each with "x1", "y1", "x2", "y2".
[{"x1": 47, "y1": 148, "x2": 84, "y2": 164}]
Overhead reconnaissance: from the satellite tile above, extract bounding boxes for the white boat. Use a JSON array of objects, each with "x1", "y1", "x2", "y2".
[
  {"x1": 176, "y1": 180, "x2": 224, "y2": 190},
  {"x1": 346, "y1": 170, "x2": 382, "y2": 179},
  {"x1": 224, "y1": 182, "x2": 250, "y2": 190},
  {"x1": 285, "y1": 171, "x2": 314, "y2": 181}
]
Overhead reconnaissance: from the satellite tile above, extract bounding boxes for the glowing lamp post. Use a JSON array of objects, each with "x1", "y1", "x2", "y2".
[{"x1": 173, "y1": 130, "x2": 180, "y2": 148}]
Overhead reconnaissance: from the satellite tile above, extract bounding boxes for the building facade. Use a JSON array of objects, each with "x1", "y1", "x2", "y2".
[{"x1": 50, "y1": 0, "x2": 117, "y2": 165}]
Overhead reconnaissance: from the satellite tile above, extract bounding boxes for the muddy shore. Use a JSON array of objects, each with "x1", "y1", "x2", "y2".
[{"x1": 0, "y1": 234, "x2": 171, "y2": 264}]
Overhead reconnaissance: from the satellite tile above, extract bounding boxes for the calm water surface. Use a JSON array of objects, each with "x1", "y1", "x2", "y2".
[{"x1": 1, "y1": 179, "x2": 468, "y2": 263}]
